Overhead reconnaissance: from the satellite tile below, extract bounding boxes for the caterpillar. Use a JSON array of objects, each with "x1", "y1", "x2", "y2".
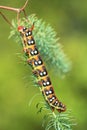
[{"x1": 18, "y1": 24, "x2": 66, "y2": 112}]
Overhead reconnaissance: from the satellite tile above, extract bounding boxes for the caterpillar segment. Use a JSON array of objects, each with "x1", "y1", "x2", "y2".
[
  {"x1": 18, "y1": 25, "x2": 66, "y2": 112},
  {"x1": 32, "y1": 66, "x2": 47, "y2": 78}
]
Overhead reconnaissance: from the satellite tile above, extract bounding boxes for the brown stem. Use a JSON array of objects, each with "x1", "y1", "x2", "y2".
[
  {"x1": 0, "y1": 0, "x2": 29, "y2": 25},
  {"x1": 0, "y1": 0, "x2": 28, "y2": 13},
  {"x1": 0, "y1": 11, "x2": 13, "y2": 27},
  {"x1": 21, "y1": 0, "x2": 29, "y2": 12},
  {"x1": 0, "y1": 6, "x2": 19, "y2": 12}
]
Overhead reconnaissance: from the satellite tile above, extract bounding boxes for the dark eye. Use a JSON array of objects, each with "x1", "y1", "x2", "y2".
[
  {"x1": 25, "y1": 30, "x2": 32, "y2": 37},
  {"x1": 23, "y1": 27, "x2": 27, "y2": 31}
]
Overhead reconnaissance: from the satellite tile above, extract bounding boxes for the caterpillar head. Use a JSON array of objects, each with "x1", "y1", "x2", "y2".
[
  {"x1": 18, "y1": 26, "x2": 32, "y2": 37},
  {"x1": 18, "y1": 26, "x2": 26, "y2": 32}
]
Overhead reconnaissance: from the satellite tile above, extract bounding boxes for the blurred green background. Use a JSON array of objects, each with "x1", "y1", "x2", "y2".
[{"x1": 0, "y1": 0, "x2": 87, "y2": 130}]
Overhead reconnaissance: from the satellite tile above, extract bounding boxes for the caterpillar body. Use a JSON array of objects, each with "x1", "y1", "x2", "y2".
[{"x1": 18, "y1": 25, "x2": 66, "y2": 112}]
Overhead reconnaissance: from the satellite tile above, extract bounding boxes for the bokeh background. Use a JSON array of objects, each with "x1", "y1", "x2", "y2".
[{"x1": 0, "y1": 0, "x2": 87, "y2": 130}]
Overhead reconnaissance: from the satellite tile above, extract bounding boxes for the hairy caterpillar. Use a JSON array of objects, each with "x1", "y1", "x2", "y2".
[{"x1": 18, "y1": 24, "x2": 66, "y2": 112}]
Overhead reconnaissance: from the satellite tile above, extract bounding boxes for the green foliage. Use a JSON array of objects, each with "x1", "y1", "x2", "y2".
[
  {"x1": 9, "y1": 14, "x2": 71, "y2": 76},
  {"x1": 43, "y1": 112, "x2": 75, "y2": 130}
]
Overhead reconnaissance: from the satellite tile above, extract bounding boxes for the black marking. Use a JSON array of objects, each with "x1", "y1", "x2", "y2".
[
  {"x1": 46, "y1": 81, "x2": 50, "y2": 85},
  {"x1": 43, "y1": 82, "x2": 47, "y2": 86},
  {"x1": 39, "y1": 72, "x2": 43, "y2": 76},
  {"x1": 33, "y1": 48, "x2": 39, "y2": 55},
  {"x1": 23, "y1": 27, "x2": 27, "y2": 32},
  {"x1": 34, "y1": 56, "x2": 43, "y2": 67},
  {"x1": 42, "y1": 80, "x2": 47, "y2": 87},
  {"x1": 25, "y1": 30, "x2": 32, "y2": 37},
  {"x1": 30, "y1": 48, "x2": 39, "y2": 56},
  {"x1": 42, "y1": 77, "x2": 51, "y2": 87},
  {"x1": 39, "y1": 69, "x2": 47, "y2": 77},
  {"x1": 46, "y1": 77, "x2": 51, "y2": 86},
  {"x1": 34, "y1": 61, "x2": 38, "y2": 66},
  {"x1": 58, "y1": 102, "x2": 63, "y2": 108},
  {"x1": 38, "y1": 60, "x2": 42, "y2": 65},
  {"x1": 49, "y1": 87, "x2": 54, "y2": 94},
  {"x1": 45, "y1": 87, "x2": 54, "y2": 96},
  {"x1": 48, "y1": 95, "x2": 56, "y2": 103},
  {"x1": 43, "y1": 71, "x2": 47, "y2": 75},
  {"x1": 53, "y1": 100, "x2": 58, "y2": 106},
  {"x1": 27, "y1": 38, "x2": 35, "y2": 45},
  {"x1": 45, "y1": 91, "x2": 49, "y2": 96}
]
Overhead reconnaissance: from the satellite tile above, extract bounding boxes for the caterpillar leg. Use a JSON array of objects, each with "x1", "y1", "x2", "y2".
[
  {"x1": 27, "y1": 58, "x2": 34, "y2": 65},
  {"x1": 27, "y1": 58, "x2": 35, "y2": 69},
  {"x1": 37, "y1": 80, "x2": 42, "y2": 87},
  {"x1": 51, "y1": 107, "x2": 55, "y2": 112},
  {"x1": 32, "y1": 70, "x2": 39, "y2": 77}
]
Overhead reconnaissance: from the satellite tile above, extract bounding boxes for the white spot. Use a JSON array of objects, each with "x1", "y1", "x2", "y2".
[
  {"x1": 31, "y1": 40, "x2": 34, "y2": 44},
  {"x1": 34, "y1": 61, "x2": 38, "y2": 65},
  {"x1": 43, "y1": 71, "x2": 46, "y2": 75},
  {"x1": 52, "y1": 96, "x2": 55, "y2": 100},
  {"x1": 46, "y1": 81, "x2": 50, "y2": 85},
  {"x1": 34, "y1": 50, "x2": 37, "y2": 54},
  {"x1": 28, "y1": 31, "x2": 31, "y2": 35},
  {"x1": 23, "y1": 27, "x2": 26, "y2": 30},
  {"x1": 43, "y1": 82, "x2": 46, "y2": 86},
  {"x1": 46, "y1": 91, "x2": 49, "y2": 95},
  {"x1": 49, "y1": 98, "x2": 52, "y2": 102},
  {"x1": 49, "y1": 90, "x2": 52, "y2": 94},
  {"x1": 31, "y1": 51, "x2": 34, "y2": 55},
  {"x1": 40, "y1": 72, "x2": 43, "y2": 76},
  {"x1": 54, "y1": 102, "x2": 57, "y2": 106},
  {"x1": 54, "y1": 101, "x2": 58, "y2": 106},
  {"x1": 38, "y1": 60, "x2": 42, "y2": 65},
  {"x1": 27, "y1": 40, "x2": 31, "y2": 45},
  {"x1": 26, "y1": 33, "x2": 29, "y2": 36}
]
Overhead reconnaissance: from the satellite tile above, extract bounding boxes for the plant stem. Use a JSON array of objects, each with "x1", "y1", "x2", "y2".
[
  {"x1": 52, "y1": 112, "x2": 57, "y2": 118},
  {"x1": 0, "y1": 6, "x2": 19, "y2": 12},
  {"x1": 0, "y1": 0, "x2": 28, "y2": 13},
  {"x1": 0, "y1": 11, "x2": 13, "y2": 27},
  {"x1": 0, "y1": 0, "x2": 29, "y2": 25}
]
